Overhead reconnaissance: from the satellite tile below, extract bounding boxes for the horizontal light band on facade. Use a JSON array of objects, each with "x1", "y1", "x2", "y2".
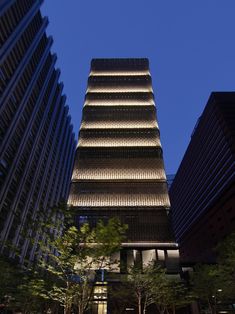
[
  {"x1": 80, "y1": 121, "x2": 158, "y2": 129},
  {"x1": 77, "y1": 242, "x2": 178, "y2": 248},
  {"x1": 86, "y1": 87, "x2": 153, "y2": 93},
  {"x1": 68, "y1": 194, "x2": 170, "y2": 207},
  {"x1": 72, "y1": 158, "x2": 166, "y2": 180},
  {"x1": 78, "y1": 136, "x2": 161, "y2": 148},
  {"x1": 90, "y1": 71, "x2": 150, "y2": 76},
  {"x1": 84, "y1": 100, "x2": 155, "y2": 107},
  {"x1": 121, "y1": 242, "x2": 179, "y2": 248}
]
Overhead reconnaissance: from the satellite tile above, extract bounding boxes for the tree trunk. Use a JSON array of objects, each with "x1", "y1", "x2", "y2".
[
  {"x1": 64, "y1": 308, "x2": 70, "y2": 314},
  {"x1": 156, "y1": 304, "x2": 165, "y2": 314},
  {"x1": 64, "y1": 303, "x2": 71, "y2": 314},
  {"x1": 207, "y1": 298, "x2": 213, "y2": 314},
  {"x1": 143, "y1": 296, "x2": 147, "y2": 314},
  {"x1": 138, "y1": 296, "x2": 142, "y2": 314},
  {"x1": 78, "y1": 303, "x2": 84, "y2": 314},
  {"x1": 64, "y1": 280, "x2": 72, "y2": 314},
  {"x1": 212, "y1": 303, "x2": 217, "y2": 314}
]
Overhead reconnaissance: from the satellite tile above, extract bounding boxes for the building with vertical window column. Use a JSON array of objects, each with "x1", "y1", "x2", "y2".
[
  {"x1": 0, "y1": 0, "x2": 76, "y2": 263},
  {"x1": 170, "y1": 92, "x2": 235, "y2": 263},
  {"x1": 68, "y1": 58, "x2": 179, "y2": 275}
]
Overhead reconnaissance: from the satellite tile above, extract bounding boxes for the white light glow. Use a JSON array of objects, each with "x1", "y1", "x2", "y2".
[
  {"x1": 86, "y1": 86, "x2": 153, "y2": 93},
  {"x1": 80, "y1": 121, "x2": 158, "y2": 129},
  {"x1": 90, "y1": 71, "x2": 150, "y2": 76},
  {"x1": 123, "y1": 243, "x2": 179, "y2": 248},
  {"x1": 167, "y1": 249, "x2": 180, "y2": 259},
  {"x1": 72, "y1": 168, "x2": 166, "y2": 181},
  {"x1": 67, "y1": 193, "x2": 170, "y2": 207},
  {"x1": 78, "y1": 136, "x2": 161, "y2": 148},
  {"x1": 84, "y1": 100, "x2": 155, "y2": 107},
  {"x1": 142, "y1": 249, "x2": 156, "y2": 266},
  {"x1": 157, "y1": 249, "x2": 165, "y2": 261}
]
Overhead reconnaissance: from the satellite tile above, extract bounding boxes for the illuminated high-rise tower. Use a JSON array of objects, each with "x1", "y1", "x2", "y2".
[{"x1": 68, "y1": 58, "x2": 178, "y2": 272}]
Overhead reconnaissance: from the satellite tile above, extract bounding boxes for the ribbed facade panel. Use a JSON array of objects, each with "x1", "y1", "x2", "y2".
[
  {"x1": 81, "y1": 107, "x2": 158, "y2": 130},
  {"x1": 0, "y1": 0, "x2": 76, "y2": 263},
  {"x1": 69, "y1": 181, "x2": 170, "y2": 207},
  {"x1": 72, "y1": 157, "x2": 166, "y2": 181},
  {"x1": 78, "y1": 130, "x2": 161, "y2": 147}
]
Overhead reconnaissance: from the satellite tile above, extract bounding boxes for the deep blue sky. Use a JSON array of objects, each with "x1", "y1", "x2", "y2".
[{"x1": 42, "y1": 1, "x2": 235, "y2": 174}]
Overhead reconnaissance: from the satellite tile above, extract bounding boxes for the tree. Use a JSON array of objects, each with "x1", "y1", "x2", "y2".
[
  {"x1": 0, "y1": 256, "x2": 23, "y2": 312},
  {"x1": 190, "y1": 234, "x2": 235, "y2": 314},
  {"x1": 215, "y1": 232, "x2": 235, "y2": 302},
  {"x1": 0, "y1": 203, "x2": 71, "y2": 313},
  {"x1": 216, "y1": 232, "x2": 235, "y2": 270},
  {"x1": 148, "y1": 269, "x2": 192, "y2": 314},
  {"x1": 157, "y1": 277, "x2": 193, "y2": 314},
  {"x1": 127, "y1": 263, "x2": 193, "y2": 314},
  {"x1": 14, "y1": 274, "x2": 52, "y2": 314},
  {"x1": 127, "y1": 264, "x2": 153, "y2": 314},
  {"x1": 191, "y1": 264, "x2": 226, "y2": 314},
  {"x1": 39, "y1": 217, "x2": 127, "y2": 314},
  {"x1": 127, "y1": 263, "x2": 175, "y2": 314},
  {"x1": 108, "y1": 281, "x2": 135, "y2": 314},
  {"x1": 144, "y1": 264, "x2": 167, "y2": 314},
  {"x1": 0, "y1": 205, "x2": 128, "y2": 314},
  {"x1": 0, "y1": 257, "x2": 53, "y2": 314}
]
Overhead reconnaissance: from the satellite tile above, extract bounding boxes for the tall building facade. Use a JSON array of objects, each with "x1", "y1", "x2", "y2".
[
  {"x1": 68, "y1": 58, "x2": 179, "y2": 272},
  {"x1": 0, "y1": 0, "x2": 76, "y2": 263},
  {"x1": 170, "y1": 92, "x2": 235, "y2": 263}
]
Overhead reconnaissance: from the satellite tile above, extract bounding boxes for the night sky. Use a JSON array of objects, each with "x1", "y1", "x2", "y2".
[{"x1": 41, "y1": 0, "x2": 235, "y2": 174}]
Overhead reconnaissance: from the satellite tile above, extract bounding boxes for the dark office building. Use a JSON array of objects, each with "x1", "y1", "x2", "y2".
[
  {"x1": 0, "y1": 0, "x2": 76, "y2": 263},
  {"x1": 170, "y1": 92, "x2": 235, "y2": 263},
  {"x1": 68, "y1": 58, "x2": 179, "y2": 275}
]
